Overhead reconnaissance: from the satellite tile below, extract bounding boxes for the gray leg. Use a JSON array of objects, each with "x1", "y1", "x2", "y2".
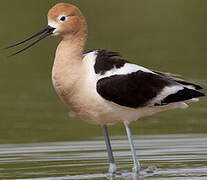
[
  {"x1": 102, "y1": 125, "x2": 117, "y2": 174},
  {"x1": 124, "y1": 122, "x2": 140, "y2": 175}
]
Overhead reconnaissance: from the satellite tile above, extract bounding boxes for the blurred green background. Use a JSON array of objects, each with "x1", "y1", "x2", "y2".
[{"x1": 0, "y1": 0, "x2": 206, "y2": 144}]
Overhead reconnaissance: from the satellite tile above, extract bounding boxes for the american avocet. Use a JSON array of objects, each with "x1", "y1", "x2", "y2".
[{"x1": 6, "y1": 3, "x2": 205, "y2": 176}]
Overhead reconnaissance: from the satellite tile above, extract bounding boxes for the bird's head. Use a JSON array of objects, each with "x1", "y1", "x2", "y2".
[
  {"x1": 48, "y1": 3, "x2": 86, "y2": 38},
  {"x1": 5, "y1": 3, "x2": 87, "y2": 56}
]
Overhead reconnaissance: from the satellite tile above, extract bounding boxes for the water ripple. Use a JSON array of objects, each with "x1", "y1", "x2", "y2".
[{"x1": 0, "y1": 134, "x2": 207, "y2": 179}]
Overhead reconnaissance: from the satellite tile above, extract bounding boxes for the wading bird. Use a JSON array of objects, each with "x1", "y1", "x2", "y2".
[{"x1": 5, "y1": 3, "x2": 205, "y2": 176}]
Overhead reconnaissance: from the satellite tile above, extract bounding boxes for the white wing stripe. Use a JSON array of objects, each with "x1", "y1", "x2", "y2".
[
  {"x1": 98, "y1": 63, "x2": 155, "y2": 80},
  {"x1": 150, "y1": 86, "x2": 184, "y2": 105}
]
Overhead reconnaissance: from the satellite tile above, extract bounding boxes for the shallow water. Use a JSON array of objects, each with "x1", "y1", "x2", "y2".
[
  {"x1": 1, "y1": 134, "x2": 207, "y2": 179},
  {"x1": 0, "y1": 0, "x2": 207, "y2": 179}
]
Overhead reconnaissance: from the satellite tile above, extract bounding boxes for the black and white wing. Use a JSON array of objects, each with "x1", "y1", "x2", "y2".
[
  {"x1": 153, "y1": 71, "x2": 203, "y2": 90},
  {"x1": 93, "y1": 49, "x2": 205, "y2": 108}
]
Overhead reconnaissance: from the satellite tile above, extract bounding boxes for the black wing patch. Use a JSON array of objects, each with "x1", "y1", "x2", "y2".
[
  {"x1": 94, "y1": 49, "x2": 130, "y2": 75},
  {"x1": 97, "y1": 71, "x2": 172, "y2": 108},
  {"x1": 161, "y1": 87, "x2": 205, "y2": 105},
  {"x1": 97, "y1": 71, "x2": 205, "y2": 108}
]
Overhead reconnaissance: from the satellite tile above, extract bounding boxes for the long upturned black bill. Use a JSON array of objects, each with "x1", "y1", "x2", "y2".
[{"x1": 5, "y1": 25, "x2": 55, "y2": 57}]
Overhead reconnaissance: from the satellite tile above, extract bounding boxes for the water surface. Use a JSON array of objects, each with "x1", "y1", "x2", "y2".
[{"x1": 1, "y1": 134, "x2": 207, "y2": 179}]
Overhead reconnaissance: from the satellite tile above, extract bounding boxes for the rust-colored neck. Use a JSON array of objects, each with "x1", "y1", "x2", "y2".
[
  {"x1": 56, "y1": 22, "x2": 87, "y2": 60},
  {"x1": 52, "y1": 22, "x2": 87, "y2": 97}
]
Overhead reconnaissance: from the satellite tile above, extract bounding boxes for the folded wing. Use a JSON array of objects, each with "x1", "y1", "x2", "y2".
[{"x1": 94, "y1": 50, "x2": 205, "y2": 108}]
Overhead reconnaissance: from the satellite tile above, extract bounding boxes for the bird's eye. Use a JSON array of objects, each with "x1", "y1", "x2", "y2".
[{"x1": 59, "y1": 16, "x2": 66, "y2": 22}]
